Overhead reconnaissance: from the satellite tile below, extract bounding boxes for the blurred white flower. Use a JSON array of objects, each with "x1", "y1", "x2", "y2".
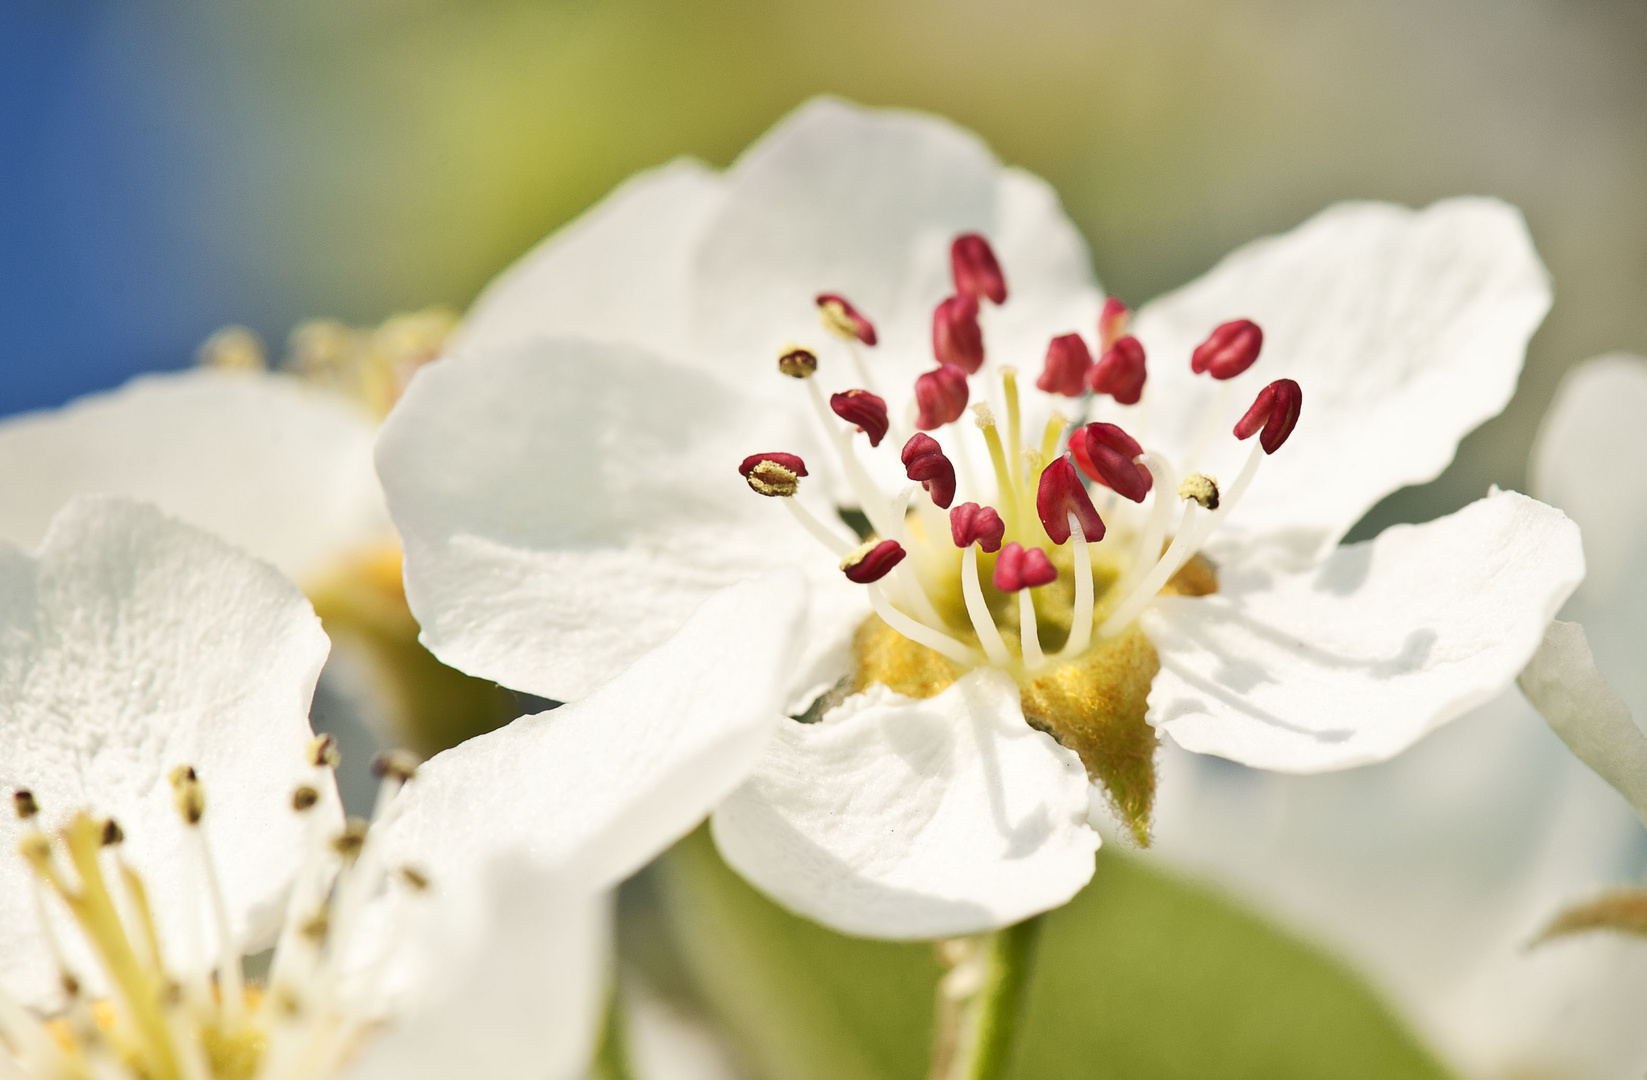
[
  {"x1": 1152, "y1": 353, "x2": 1647, "y2": 1080},
  {"x1": 0, "y1": 495, "x2": 802, "y2": 1080},
  {"x1": 375, "y1": 97, "x2": 1578, "y2": 941}
]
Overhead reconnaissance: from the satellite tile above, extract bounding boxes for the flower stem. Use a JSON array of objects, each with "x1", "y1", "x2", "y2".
[{"x1": 929, "y1": 916, "x2": 1044, "y2": 1080}]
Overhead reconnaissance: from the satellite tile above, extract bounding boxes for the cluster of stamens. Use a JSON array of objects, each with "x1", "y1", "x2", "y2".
[
  {"x1": 1, "y1": 741, "x2": 427, "y2": 1080},
  {"x1": 740, "y1": 233, "x2": 1302, "y2": 681}
]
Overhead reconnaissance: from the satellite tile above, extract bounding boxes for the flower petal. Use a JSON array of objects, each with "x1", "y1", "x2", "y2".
[
  {"x1": 377, "y1": 337, "x2": 862, "y2": 704},
  {"x1": 1133, "y1": 198, "x2": 1550, "y2": 556},
  {"x1": 344, "y1": 859, "x2": 608, "y2": 1080},
  {"x1": 0, "y1": 369, "x2": 390, "y2": 583},
  {"x1": 710, "y1": 669, "x2": 1098, "y2": 939},
  {"x1": 455, "y1": 158, "x2": 726, "y2": 358},
  {"x1": 0, "y1": 496, "x2": 334, "y2": 1006},
  {"x1": 373, "y1": 575, "x2": 804, "y2": 892},
  {"x1": 1144, "y1": 489, "x2": 1583, "y2": 772},
  {"x1": 1518, "y1": 619, "x2": 1647, "y2": 826}
]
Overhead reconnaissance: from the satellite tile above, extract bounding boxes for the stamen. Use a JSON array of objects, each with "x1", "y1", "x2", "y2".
[
  {"x1": 1069, "y1": 423, "x2": 1152, "y2": 503},
  {"x1": 13, "y1": 789, "x2": 38, "y2": 820},
  {"x1": 992, "y1": 542, "x2": 1057, "y2": 593},
  {"x1": 915, "y1": 364, "x2": 969, "y2": 430},
  {"x1": 1100, "y1": 496, "x2": 1202, "y2": 637},
  {"x1": 1177, "y1": 473, "x2": 1220, "y2": 511},
  {"x1": 1233, "y1": 377, "x2": 1303, "y2": 453},
  {"x1": 815, "y1": 293, "x2": 878, "y2": 346},
  {"x1": 1035, "y1": 458, "x2": 1105, "y2": 545},
  {"x1": 1098, "y1": 296, "x2": 1131, "y2": 354},
  {"x1": 782, "y1": 498, "x2": 855, "y2": 557},
  {"x1": 801, "y1": 377, "x2": 899, "y2": 538},
  {"x1": 1019, "y1": 590, "x2": 1046, "y2": 671},
  {"x1": 1116, "y1": 452, "x2": 1178, "y2": 599},
  {"x1": 1048, "y1": 517, "x2": 1089, "y2": 665},
  {"x1": 1190, "y1": 319, "x2": 1263, "y2": 380},
  {"x1": 777, "y1": 346, "x2": 819, "y2": 379},
  {"x1": 169, "y1": 766, "x2": 245, "y2": 1029},
  {"x1": 960, "y1": 545, "x2": 1013, "y2": 667},
  {"x1": 974, "y1": 405, "x2": 1020, "y2": 535},
  {"x1": 370, "y1": 749, "x2": 420, "y2": 786},
  {"x1": 901, "y1": 434, "x2": 957, "y2": 509},
  {"x1": 1035, "y1": 334, "x2": 1093, "y2": 398},
  {"x1": 1038, "y1": 412, "x2": 1068, "y2": 465},
  {"x1": 739, "y1": 452, "x2": 808, "y2": 498},
  {"x1": 308, "y1": 734, "x2": 341, "y2": 770},
  {"x1": 830, "y1": 390, "x2": 890, "y2": 447},
  {"x1": 932, "y1": 296, "x2": 984, "y2": 374},
  {"x1": 949, "y1": 502, "x2": 1005, "y2": 553},
  {"x1": 865, "y1": 584, "x2": 980, "y2": 666},
  {"x1": 840, "y1": 539, "x2": 906, "y2": 584},
  {"x1": 1088, "y1": 336, "x2": 1147, "y2": 405},
  {"x1": 1001, "y1": 367, "x2": 1024, "y2": 492},
  {"x1": 950, "y1": 234, "x2": 1008, "y2": 305}
]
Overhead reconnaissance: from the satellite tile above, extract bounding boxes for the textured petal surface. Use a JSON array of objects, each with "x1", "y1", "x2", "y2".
[
  {"x1": 454, "y1": 158, "x2": 725, "y2": 358},
  {"x1": 1132, "y1": 198, "x2": 1550, "y2": 556},
  {"x1": 711, "y1": 669, "x2": 1098, "y2": 939},
  {"x1": 374, "y1": 575, "x2": 804, "y2": 892},
  {"x1": 0, "y1": 369, "x2": 390, "y2": 583},
  {"x1": 345, "y1": 859, "x2": 608, "y2": 1080},
  {"x1": 1151, "y1": 686, "x2": 1647, "y2": 1080},
  {"x1": 1519, "y1": 619, "x2": 1647, "y2": 827},
  {"x1": 0, "y1": 497, "x2": 333, "y2": 1006},
  {"x1": 377, "y1": 338, "x2": 861, "y2": 704},
  {"x1": 1145, "y1": 489, "x2": 1583, "y2": 771}
]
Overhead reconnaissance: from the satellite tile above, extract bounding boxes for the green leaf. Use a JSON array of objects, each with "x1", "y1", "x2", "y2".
[{"x1": 646, "y1": 828, "x2": 1455, "y2": 1080}]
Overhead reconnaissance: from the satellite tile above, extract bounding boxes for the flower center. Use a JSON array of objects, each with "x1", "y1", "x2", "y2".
[
  {"x1": 741, "y1": 236, "x2": 1302, "y2": 840},
  {"x1": 2, "y1": 741, "x2": 425, "y2": 1080}
]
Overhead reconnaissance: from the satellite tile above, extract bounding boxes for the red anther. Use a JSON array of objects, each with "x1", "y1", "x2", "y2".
[
  {"x1": 1035, "y1": 333, "x2": 1093, "y2": 398},
  {"x1": 1233, "y1": 378, "x2": 1303, "y2": 454},
  {"x1": 1069, "y1": 423, "x2": 1153, "y2": 503},
  {"x1": 901, "y1": 432, "x2": 958, "y2": 509},
  {"x1": 830, "y1": 389, "x2": 890, "y2": 448},
  {"x1": 949, "y1": 502, "x2": 1005, "y2": 553},
  {"x1": 914, "y1": 363, "x2": 970, "y2": 430},
  {"x1": 1098, "y1": 296, "x2": 1131, "y2": 354},
  {"x1": 1191, "y1": 319, "x2": 1264, "y2": 380},
  {"x1": 951, "y1": 233, "x2": 1007, "y2": 304},
  {"x1": 1036, "y1": 457, "x2": 1106, "y2": 545},
  {"x1": 993, "y1": 542, "x2": 1057, "y2": 593},
  {"x1": 1087, "y1": 335, "x2": 1147, "y2": 405},
  {"x1": 738, "y1": 452, "x2": 808, "y2": 479},
  {"x1": 816, "y1": 293, "x2": 878, "y2": 346},
  {"x1": 841, "y1": 539, "x2": 906, "y2": 584},
  {"x1": 932, "y1": 295, "x2": 984, "y2": 374}
]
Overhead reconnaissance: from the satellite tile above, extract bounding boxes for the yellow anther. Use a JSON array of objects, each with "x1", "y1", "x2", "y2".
[
  {"x1": 746, "y1": 460, "x2": 801, "y2": 498},
  {"x1": 818, "y1": 298, "x2": 859, "y2": 341},
  {"x1": 371, "y1": 749, "x2": 420, "y2": 785},
  {"x1": 1178, "y1": 473, "x2": 1220, "y2": 510},
  {"x1": 169, "y1": 765, "x2": 205, "y2": 826},
  {"x1": 777, "y1": 346, "x2": 819, "y2": 379},
  {"x1": 972, "y1": 402, "x2": 996, "y2": 429},
  {"x1": 332, "y1": 819, "x2": 369, "y2": 861},
  {"x1": 196, "y1": 326, "x2": 267, "y2": 372},
  {"x1": 308, "y1": 734, "x2": 342, "y2": 770},
  {"x1": 291, "y1": 785, "x2": 320, "y2": 812}
]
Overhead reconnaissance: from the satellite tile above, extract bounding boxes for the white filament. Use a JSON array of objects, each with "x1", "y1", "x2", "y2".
[
  {"x1": 867, "y1": 584, "x2": 981, "y2": 666},
  {"x1": 1057, "y1": 512, "x2": 1095, "y2": 662},
  {"x1": 961, "y1": 545, "x2": 1013, "y2": 667},
  {"x1": 1018, "y1": 589, "x2": 1046, "y2": 671}
]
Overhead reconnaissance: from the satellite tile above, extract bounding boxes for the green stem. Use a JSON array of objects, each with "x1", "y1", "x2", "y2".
[
  {"x1": 930, "y1": 916, "x2": 1044, "y2": 1080},
  {"x1": 966, "y1": 917, "x2": 1043, "y2": 1080},
  {"x1": 594, "y1": 979, "x2": 638, "y2": 1080}
]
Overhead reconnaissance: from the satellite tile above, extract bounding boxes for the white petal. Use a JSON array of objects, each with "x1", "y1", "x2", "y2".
[
  {"x1": 1133, "y1": 198, "x2": 1550, "y2": 556},
  {"x1": 373, "y1": 575, "x2": 804, "y2": 892},
  {"x1": 1530, "y1": 354, "x2": 1647, "y2": 595},
  {"x1": 0, "y1": 369, "x2": 391, "y2": 583},
  {"x1": 689, "y1": 97, "x2": 1000, "y2": 384},
  {"x1": 345, "y1": 859, "x2": 608, "y2": 1080},
  {"x1": 710, "y1": 669, "x2": 1098, "y2": 939},
  {"x1": 1146, "y1": 489, "x2": 1583, "y2": 772},
  {"x1": 454, "y1": 158, "x2": 726, "y2": 358},
  {"x1": 377, "y1": 337, "x2": 863, "y2": 703},
  {"x1": 0, "y1": 497, "x2": 334, "y2": 1006},
  {"x1": 1518, "y1": 619, "x2": 1647, "y2": 827}
]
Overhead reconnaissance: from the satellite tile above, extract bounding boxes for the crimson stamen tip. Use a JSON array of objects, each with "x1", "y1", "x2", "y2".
[
  {"x1": 1191, "y1": 319, "x2": 1263, "y2": 380},
  {"x1": 830, "y1": 389, "x2": 890, "y2": 447},
  {"x1": 816, "y1": 294, "x2": 878, "y2": 346},
  {"x1": 993, "y1": 542, "x2": 1058, "y2": 593},
  {"x1": 841, "y1": 538, "x2": 906, "y2": 584},
  {"x1": 1233, "y1": 378, "x2": 1302, "y2": 453},
  {"x1": 951, "y1": 233, "x2": 1007, "y2": 304},
  {"x1": 950, "y1": 502, "x2": 1005, "y2": 553},
  {"x1": 1036, "y1": 457, "x2": 1105, "y2": 544}
]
